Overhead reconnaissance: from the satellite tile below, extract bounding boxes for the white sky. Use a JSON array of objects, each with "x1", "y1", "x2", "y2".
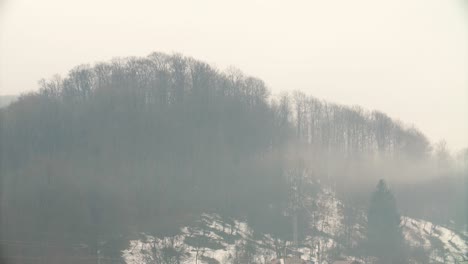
[{"x1": 1, "y1": 0, "x2": 467, "y2": 150}]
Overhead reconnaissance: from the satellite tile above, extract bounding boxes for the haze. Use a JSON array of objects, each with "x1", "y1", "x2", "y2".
[{"x1": 1, "y1": 0, "x2": 467, "y2": 150}]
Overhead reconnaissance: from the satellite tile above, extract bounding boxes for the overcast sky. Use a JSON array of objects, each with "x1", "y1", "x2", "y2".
[{"x1": 1, "y1": 0, "x2": 467, "y2": 150}]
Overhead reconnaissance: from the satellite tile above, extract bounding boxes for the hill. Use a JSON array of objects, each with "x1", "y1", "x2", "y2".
[{"x1": 0, "y1": 52, "x2": 466, "y2": 263}]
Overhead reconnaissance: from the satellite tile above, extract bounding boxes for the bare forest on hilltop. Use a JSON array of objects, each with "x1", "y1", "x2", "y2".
[{"x1": 0, "y1": 53, "x2": 467, "y2": 264}]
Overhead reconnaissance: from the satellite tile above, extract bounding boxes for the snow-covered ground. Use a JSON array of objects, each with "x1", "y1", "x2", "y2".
[
  {"x1": 122, "y1": 214, "x2": 277, "y2": 264},
  {"x1": 314, "y1": 189, "x2": 344, "y2": 236},
  {"x1": 122, "y1": 189, "x2": 467, "y2": 264},
  {"x1": 402, "y1": 217, "x2": 468, "y2": 263}
]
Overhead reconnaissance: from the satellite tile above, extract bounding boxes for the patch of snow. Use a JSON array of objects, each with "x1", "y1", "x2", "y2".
[
  {"x1": 314, "y1": 189, "x2": 344, "y2": 237},
  {"x1": 121, "y1": 190, "x2": 467, "y2": 264},
  {"x1": 402, "y1": 217, "x2": 467, "y2": 263},
  {"x1": 122, "y1": 214, "x2": 278, "y2": 264}
]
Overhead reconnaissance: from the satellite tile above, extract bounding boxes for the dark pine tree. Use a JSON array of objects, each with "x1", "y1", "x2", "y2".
[{"x1": 367, "y1": 179, "x2": 406, "y2": 264}]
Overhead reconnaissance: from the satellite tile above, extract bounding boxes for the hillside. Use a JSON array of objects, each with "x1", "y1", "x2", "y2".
[
  {"x1": 121, "y1": 189, "x2": 467, "y2": 264},
  {"x1": 0, "y1": 52, "x2": 466, "y2": 264}
]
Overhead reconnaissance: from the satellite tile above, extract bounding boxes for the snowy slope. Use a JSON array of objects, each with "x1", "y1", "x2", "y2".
[
  {"x1": 121, "y1": 189, "x2": 467, "y2": 264},
  {"x1": 402, "y1": 217, "x2": 468, "y2": 263},
  {"x1": 122, "y1": 214, "x2": 277, "y2": 264}
]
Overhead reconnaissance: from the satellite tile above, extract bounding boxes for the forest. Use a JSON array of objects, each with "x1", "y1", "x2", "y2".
[{"x1": 0, "y1": 53, "x2": 466, "y2": 263}]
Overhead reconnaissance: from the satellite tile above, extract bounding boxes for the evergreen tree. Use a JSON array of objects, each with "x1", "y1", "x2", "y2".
[{"x1": 367, "y1": 179, "x2": 406, "y2": 264}]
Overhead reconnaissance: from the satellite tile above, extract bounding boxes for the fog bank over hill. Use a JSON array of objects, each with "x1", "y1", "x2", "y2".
[{"x1": 0, "y1": 52, "x2": 466, "y2": 264}]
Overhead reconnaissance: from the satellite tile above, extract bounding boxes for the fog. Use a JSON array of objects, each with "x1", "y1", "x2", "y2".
[{"x1": 0, "y1": 1, "x2": 467, "y2": 264}]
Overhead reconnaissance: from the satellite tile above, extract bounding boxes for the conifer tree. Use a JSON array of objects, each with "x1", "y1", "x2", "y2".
[{"x1": 367, "y1": 179, "x2": 406, "y2": 264}]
